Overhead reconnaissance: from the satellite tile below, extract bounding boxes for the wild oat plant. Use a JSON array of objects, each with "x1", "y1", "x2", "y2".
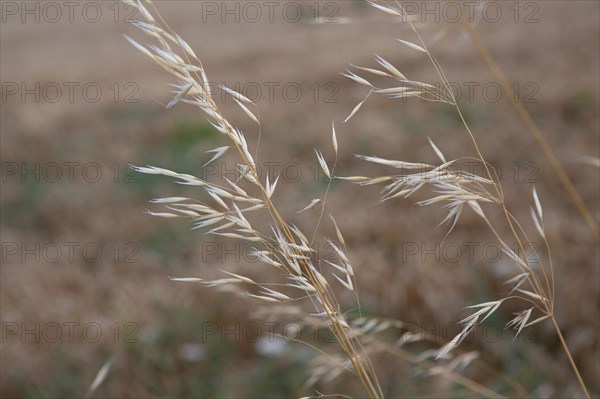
[{"x1": 124, "y1": 1, "x2": 592, "y2": 398}]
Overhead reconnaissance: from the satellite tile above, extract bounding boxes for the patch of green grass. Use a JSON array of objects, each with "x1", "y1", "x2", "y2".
[
  {"x1": 167, "y1": 119, "x2": 218, "y2": 152},
  {"x1": 437, "y1": 102, "x2": 488, "y2": 130},
  {"x1": 129, "y1": 119, "x2": 219, "y2": 188},
  {"x1": 140, "y1": 224, "x2": 192, "y2": 267},
  {"x1": 6, "y1": 349, "x2": 85, "y2": 399},
  {"x1": 562, "y1": 90, "x2": 594, "y2": 124},
  {"x1": 1, "y1": 178, "x2": 43, "y2": 229}
]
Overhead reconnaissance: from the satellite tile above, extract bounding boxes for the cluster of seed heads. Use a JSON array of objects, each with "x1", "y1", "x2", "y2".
[{"x1": 122, "y1": 1, "x2": 589, "y2": 398}]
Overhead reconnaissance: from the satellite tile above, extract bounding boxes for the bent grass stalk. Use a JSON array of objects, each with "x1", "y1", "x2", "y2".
[
  {"x1": 344, "y1": 1, "x2": 590, "y2": 397},
  {"x1": 124, "y1": 1, "x2": 383, "y2": 397},
  {"x1": 122, "y1": 0, "x2": 592, "y2": 397},
  {"x1": 457, "y1": 11, "x2": 600, "y2": 243}
]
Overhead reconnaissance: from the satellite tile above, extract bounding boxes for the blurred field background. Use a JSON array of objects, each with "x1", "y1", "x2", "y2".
[{"x1": 1, "y1": 1, "x2": 599, "y2": 398}]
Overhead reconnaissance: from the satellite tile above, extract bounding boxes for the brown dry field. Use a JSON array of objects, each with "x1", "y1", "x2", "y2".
[{"x1": 1, "y1": 1, "x2": 599, "y2": 398}]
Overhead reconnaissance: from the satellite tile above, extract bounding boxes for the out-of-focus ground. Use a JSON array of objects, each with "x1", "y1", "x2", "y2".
[{"x1": 1, "y1": 1, "x2": 599, "y2": 398}]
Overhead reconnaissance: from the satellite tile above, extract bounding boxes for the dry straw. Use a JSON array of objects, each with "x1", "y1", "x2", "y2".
[
  {"x1": 123, "y1": 1, "x2": 592, "y2": 398},
  {"x1": 339, "y1": 1, "x2": 590, "y2": 398},
  {"x1": 124, "y1": 1, "x2": 382, "y2": 397}
]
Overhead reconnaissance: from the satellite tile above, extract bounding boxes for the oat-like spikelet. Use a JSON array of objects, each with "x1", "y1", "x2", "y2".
[
  {"x1": 125, "y1": 2, "x2": 383, "y2": 398},
  {"x1": 337, "y1": 4, "x2": 584, "y2": 394}
]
